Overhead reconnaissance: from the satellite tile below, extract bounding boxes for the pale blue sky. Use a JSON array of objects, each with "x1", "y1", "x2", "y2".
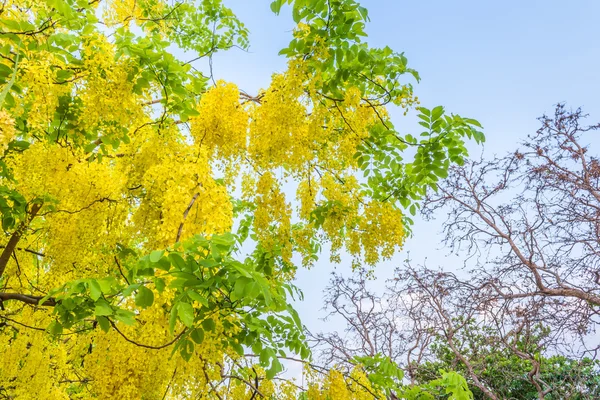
[{"x1": 204, "y1": 1, "x2": 600, "y2": 334}]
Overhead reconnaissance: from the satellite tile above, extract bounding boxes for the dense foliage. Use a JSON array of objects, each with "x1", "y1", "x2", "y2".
[
  {"x1": 0, "y1": 0, "x2": 483, "y2": 398},
  {"x1": 413, "y1": 323, "x2": 600, "y2": 399}
]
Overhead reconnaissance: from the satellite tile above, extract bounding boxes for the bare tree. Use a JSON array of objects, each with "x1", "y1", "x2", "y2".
[
  {"x1": 310, "y1": 272, "x2": 427, "y2": 370},
  {"x1": 423, "y1": 104, "x2": 600, "y2": 354},
  {"x1": 311, "y1": 105, "x2": 600, "y2": 399},
  {"x1": 314, "y1": 266, "x2": 600, "y2": 399}
]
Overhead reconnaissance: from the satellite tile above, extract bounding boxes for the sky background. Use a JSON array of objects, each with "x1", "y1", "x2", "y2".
[{"x1": 200, "y1": 0, "x2": 600, "y2": 337}]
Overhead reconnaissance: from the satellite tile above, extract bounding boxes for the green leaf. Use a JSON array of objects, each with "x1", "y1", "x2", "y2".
[
  {"x1": 358, "y1": 49, "x2": 368, "y2": 63},
  {"x1": 288, "y1": 307, "x2": 303, "y2": 330},
  {"x1": 97, "y1": 316, "x2": 110, "y2": 333},
  {"x1": 149, "y1": 250, "x2": 164, "y2": 263},
  {"x1": 201, "y1": 318, "x2": 215, "y2": 332},
  {"x1": 97, "y1": 277, "x2": 114, "y2": 294},
  {"x1": 2, "y1": 215, "x2": 14, "y2": 230},
  {"x1": 38, "y1": 291, "x2": 55, "y2": 307},
  {"x1": 155, "y1": 256, "x2": 171, "y2": 271},
  {"x1": 233, "y1": 277, "x2": 250, "y2": 300},
  {"x1": 48, "y1": 320, "x2": 63, "y2": 336},
  {"x1": 169, "y1": 305, "x2": 178, "y2": 334},
  {"x1": 179, "y1": 339, "x2": 194, "y2": 361},
  {"x1": 154, "y1": 277, "x2": 166, "y2": 293},
  {"x1": 177, "y1": 302, "x2": 195, "y2": 327},
  {"x1": 190, "y1": 328, "x2": 204, "y2": 344},
  {"x1": 168, "y1": 253, "x2": 187, "y2": 270},
  {"x1": 94, "y1": 299, "x2": 113, "y2": 316},
  {"x1": 435, "y1": 168, "x2": 448, "y2": 179},
  {"x1": 266, "y1": 357, "x2": 283, "y2": 379},
  {"x1": 88, "y1": 279, "x2": 102, "y2": 301},
  {"x1": 464, "y1": 118, "x2": 483, "y2": 128},
  {"x1": 431, "y1": 105, "x2": 444, "y2": 121},
  {"x1": 135, "y1": 286, "x2": 154, "y2": 308},
  {"x1": 114, "y1": 309, "x2": 136, "y2": 325},
  {"x1": 231, "y1": 341, "x2": 244, "y2": 356},
  {"x1": 270, "y1": 0, "x2": 284, "y2": 14},
  {"x1": 0, "y1": 50, "x2": 18, "y2": 108},
  {"x1": 187, "y1": 290, "x2": 208, "y2": 307},
  {"x1": 122, "y1": 283, "x2": 141, "y2": 297},
  {"x1": 0, "y1": 19, "x2": 22, "y2": 31}
]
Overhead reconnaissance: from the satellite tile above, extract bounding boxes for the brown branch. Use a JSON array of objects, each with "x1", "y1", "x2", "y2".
[
  {"x1": 42, "y1": 197, "x2": 116, "y2": 216},
  {"x1": 221, "y1": 374, "x2": 265, "y2": 398},
  {"x1": 0, "y1": 202, "x2": 42, "y2": 279},
  {"x1": 0, "y1": 315, "x2": 46, "y2": 331},
  {"x1": 162, "y1": 368, "x2": 177, "y2": 400},
  {"x1": 176, "y1": 192, "x2": 199, "y2": 242},
  {"x1": 0, "y1": 246, "x2": 44, "y2": 257},
  {"x1": 0, "y1": 292, "x2": 56, "y2": 306},
  {"x1": 0, "y1": 315, "x2": 95, "y2": 336},
  {"x1": 114, "y1": 256, "x2": 130, "y2": 285},
  {"x1": 109, "y1": 319, "x2": 185, "y2": 350},
  {"x1": 200, "y1": 358, "x2": 225, "y2": 400}
]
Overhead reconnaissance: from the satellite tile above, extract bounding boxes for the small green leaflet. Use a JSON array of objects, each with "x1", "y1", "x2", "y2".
[
  {"x1": 135, "y1": 286, "x2": 154, "y2": 308},
  {"x1": 177, "y1": 302, "x2": 195, "y2": 327},
  {"x1": 94, "y1": 299, "x2": 113, "y2": 316}
]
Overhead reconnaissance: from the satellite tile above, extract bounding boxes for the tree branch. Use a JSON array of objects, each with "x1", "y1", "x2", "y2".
[
  {"x1": 0, "y1": 202, "x2": 42, "y2": 279},
  {"x1": 0, "y1": 292, "x2": 56, "y2": 306}
]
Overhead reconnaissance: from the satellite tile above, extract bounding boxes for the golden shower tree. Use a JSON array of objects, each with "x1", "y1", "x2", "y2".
[{"x1": 0, "y1": 0, "x2": 482, "y2": 398}]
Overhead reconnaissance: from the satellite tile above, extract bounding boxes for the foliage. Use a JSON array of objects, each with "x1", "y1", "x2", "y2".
[
  {"x1": 43, "y1": 232, "x2": 307, "y2": 377},
  {"x1": 413, "y1": 323, "x2": 600, "y2": 399},
  {"x1": 308, "y1": 273, "x2": 475, "y2": 399},
  {"x1": 0, "y1": 0, "x2": 482, "y2": 398},
  {"x1": 310, "y1": 265, "x2": 600, "y2": 400},
  {"x1": 291, "y1": 357, "x2": 472, "y2": 400},
  {"x1": 352, "y1": 355, "x2": 472, "y2": 400}
]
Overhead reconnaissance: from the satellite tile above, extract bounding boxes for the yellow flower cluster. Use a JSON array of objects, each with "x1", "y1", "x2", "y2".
[
  {"x1": 0, "y1": 110, "x2": 15, "y2": 153},
  {"x1": 352, "y1": 201, "x2": 406, "y2": 265},
  {"x1": 251, "y1": 171, "x2": 293, "y2": 262},
  {"x1": 191, "y1": 80, "x2": 249, "y2": 160},
  {"x1": 243, "y1": 59, "x2": 406, "y2": 268},
  {"x1": 17, "y1": 50, "x2": 71, "y2": 135},
  {"x1": 103, "y1": 0, "x2": 169, "y2": 32},
  {"x1": 0, "y1": 17, "x2": 238, "y2": 398},
  {"x1": 249, "y1": 61, "x2": 310, "y2": 170},
  {"x1": 122, "y1": 126, "x2": 233, "y2": 248},
  {"x1": 324, "y1": 370, "x2": 351, "y2": 399},
  {"x1": 82, "y1": 294, "x2": 229, "y2": 399},
  {"x1": 0, "y1": 308, "x2": 69, "y2": 400},
  {"x1": 78, "y1": 34, "x2": 145, "y2": 143},
  {"x1": 103, "y1": 0, "x2": 144, "y2": 26},
  {"x1": 301, "y1": 367, "x2": 382, "y2": 400},
  {"x1": 6, "y1": 142, "x2": 126, "y2": 286}
]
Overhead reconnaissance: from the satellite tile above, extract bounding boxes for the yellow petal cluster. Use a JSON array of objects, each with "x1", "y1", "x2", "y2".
[
  {"x1": 0, "y1": 110, "x2": 15, "y2": 153},
  {"x1": 191, "y1": 80, "x2": 249, "y2": 160}
]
